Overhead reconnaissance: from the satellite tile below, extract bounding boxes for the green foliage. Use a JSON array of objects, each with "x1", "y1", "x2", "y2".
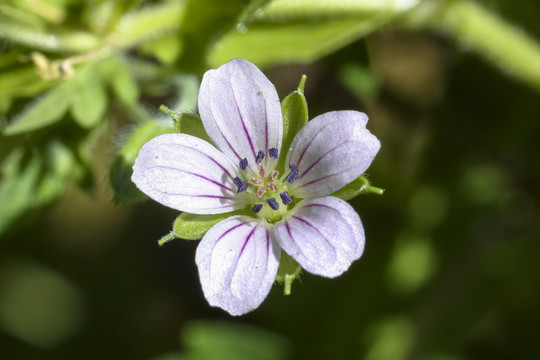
[
  {"x1": 176, "y1": 320, "x2": 289, "y2": 360},
  {"x1": 209, "y1": 17, "x2": 391, "y2": 68},
  {"x1": 0, "y1": 135, "x2": 90, "y2": 235},
  {"x1": 2, "y1": 1, "x2": 540, "y2": 359}
]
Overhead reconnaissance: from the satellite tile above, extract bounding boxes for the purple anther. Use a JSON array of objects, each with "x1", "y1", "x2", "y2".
[
  {"x1": 251, "y1": 203, "x2": 263, "y2": 213},
  {"x1": 266, "y1": 198, "x2": 280, "y2": 210},
  {"x1": 268, "y1": 148, "x2": 278, "y2": 159},
  {"x1": 280, "y1": 191, "x2": 293, "y2": 205},
  {"x1": 255, "y1": 150, "x2": 265, "y2": 164},
  {"x1": 239, "y1": 158, "x2": 248, "y2": 170},
  {"x1": 285, "y1": 163, "x2": 299, "y2": 184},
  {"x1": 233, "y1": 177, "x2": 248, "y2": 193}
]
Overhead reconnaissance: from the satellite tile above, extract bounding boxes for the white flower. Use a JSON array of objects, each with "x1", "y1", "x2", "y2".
[{"x1": 132, "y1": 58, "x2": 380, "y2": 315}]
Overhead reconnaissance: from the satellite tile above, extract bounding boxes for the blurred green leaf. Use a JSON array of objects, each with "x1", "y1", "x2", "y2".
[
  {"x1": 71, "y1": 72, "x2": 107, "y2": 129},
  {"x1": 104, "y1": 57, "x2": 140, "y2": 105},
  {"x1": 181, "y1": 320, "x2": 289, "y2": 360},
  {"x1": 0, "y1": 259, "x2": 84, "y2": 348},
  {"x1": 0, "y1": 149, "x2": 44, "y2": 233},
  {"x1": 209, "y1": 17, "x2": 390, "y2": 68},
  {"x1": 177, "y1": 0, "x2": 250, "y2": 72},
  {"x1": 115, "y1": 1, "x2": 186, "y2": 48},
  {"x1": 263, "y1": 0, "x2": 420, "y2": 19},
  {"x1": 2, "y1": 83, "x2": 71, "y2": 135},
  {"x1": 140, "y1": 35, "x2": 183, "y2": 65},
  {"x1": 0, "y1": 136, "x2": 90, "y2": 234}
]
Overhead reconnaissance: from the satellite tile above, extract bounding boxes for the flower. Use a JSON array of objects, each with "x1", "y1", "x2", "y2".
[{"x1": 132, "y1": 58, "x2": 380, "y2": 315}]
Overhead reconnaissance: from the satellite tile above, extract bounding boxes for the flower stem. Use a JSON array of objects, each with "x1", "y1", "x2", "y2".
[{"x1": 424, "y1": 0, "x2": 540, "y2": 92}]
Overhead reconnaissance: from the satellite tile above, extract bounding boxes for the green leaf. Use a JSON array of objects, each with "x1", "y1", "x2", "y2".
[
  {"x1": 278, "y1": 75, "x2": 308, "y2": 172},
  {"x1": 0, "y1": 140, "x2": 80, "y2": 234},
  {"x1": 173, "y1": 212, "x2": 241, "y2": 241},
  {"x1": 110, "y1": 121, "x2": 173, "y2": 205},
  {"x1": 140, "y1": 35, "x2": 183, "y2": 65},
  {"x1": 209, "y1": 17, "x2": 390, "y2": 68},
  {"x1": 0, "y1": 150, "x2": 42, "y2": 233},
  {"x1": 332, "y1": 176, "x2": 384, "y2": 201},
  {"x1": 115, "y1": 1, "x2": 186, "y2": 48},
  {"x1": 70, "y1": 73, "x2": 107, "y2": 129},
  {"x1": 177, "y1": 0, "x2": 250, "y2": 72},
  {"x1": 181, "y1": 320, "x2": 290, "y2": 360},
  {"x1": 3, "y1": 83, "x2": 71, "y2": 135},
  {"x1": 103, "y1": 57, "x2": 139, "y2": 105}
]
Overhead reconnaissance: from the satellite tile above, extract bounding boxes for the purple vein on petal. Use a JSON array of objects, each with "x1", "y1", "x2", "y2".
[
  {"x1": 302, "y1": 202, "x2": 358, "y2": 255},
  {"x1": 261, "y1": 93, "x2": 269, "y2": 153},
  {"x1": 209, "y1": 222, "x2": 245, "y2": 282},
  {"x1": 228, "y1": 226, "x2": 258, "y2": 290},
  {"x1": 146, "y1": 166, "x2": 234, "y2": 192},
  {"x1": 299, "y1": 166, "x2": 360, "y2": 187},
  {"x1": 297, "y1": 137, "x2": 355, "y2": 181},
  {"x1": 284, "y1": 221, "x2": 308, "y2": 261},
  {"x1": 291, "y1": 215, "x2": 337, "y2": 259},
  {"x1": 160, "y1": 143, "x2": 236, "y2": 180},
  {"x1": 294, "y1": 122, "x2": 333, "y2": 168},
  {"x1": 231, "y1": 78, "x2": 257, "y2": 159},
  {"x1": 207, "y1": 104, "x2": 243, "y2": 161}
]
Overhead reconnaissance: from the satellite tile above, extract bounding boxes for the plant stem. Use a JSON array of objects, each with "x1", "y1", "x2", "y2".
[{"x1": 427, "y1": 0, "x2": 540, "y2": 91}]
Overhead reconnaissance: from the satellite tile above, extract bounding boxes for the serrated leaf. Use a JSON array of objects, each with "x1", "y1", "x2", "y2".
[
  {"x1": 71, "y1": 74, "x2": 107, "y2": 129},
  {"x1": 3, "y1": 84, "x2": 71, "y2": 135},
  {"x1": 278, "y1": 75, "x2": 308, "y2": 172}
]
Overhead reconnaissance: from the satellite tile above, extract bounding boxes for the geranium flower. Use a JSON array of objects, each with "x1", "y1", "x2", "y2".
[{"x1": 132, "y1": 58, "x2": 380, "y2": 315}]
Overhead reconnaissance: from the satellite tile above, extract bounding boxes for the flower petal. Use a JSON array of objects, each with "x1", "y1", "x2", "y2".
[
  {"x1": 196, "y1": 216, "x2": 280, "y2": 315},
  {"x1": 273, "y1": 196, "x2": 364, "y2": 278},
  {"x1": 132, "y1": 133, "x2": 245, "y2": 214},
  {"x1": 198, "y1": 58, "x2": 283, "y2": 171},
  {"x1": 285, "y1": 111, "x2": 380, "y2": 198}
]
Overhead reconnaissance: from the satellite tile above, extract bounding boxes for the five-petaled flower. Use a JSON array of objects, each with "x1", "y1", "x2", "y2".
[{"x1": 132, "y1": 58, "x2": 380, "y2": 315}]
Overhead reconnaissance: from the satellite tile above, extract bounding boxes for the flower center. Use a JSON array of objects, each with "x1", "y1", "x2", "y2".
[{"x1": 232, "y1": 148, "x2": 299, "y2": 222}]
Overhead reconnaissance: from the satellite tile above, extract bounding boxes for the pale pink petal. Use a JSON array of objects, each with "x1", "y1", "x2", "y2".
[
  {"x1": 285, "y1": 111, "x2": 380, "y2": 198},
  {"x1": 196, "y1": 216, "x2": 280, "y2": 315},
  {"x1": 273, "y1": 196, "x2": 364, "y2": 278},
  {"x1": 132, "y1": 133, "x2": 245, "y2": 214},
  {"x1": 198, "y1": 58, "x2": 283, "y2": 171}
]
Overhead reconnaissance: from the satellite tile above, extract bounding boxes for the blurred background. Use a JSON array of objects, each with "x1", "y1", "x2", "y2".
[{"x1": 1, "y1": 0, "x2": 540, "y2": 359}]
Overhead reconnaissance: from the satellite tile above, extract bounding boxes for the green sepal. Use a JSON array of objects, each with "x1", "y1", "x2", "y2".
[
  {"x1": 158, "y1": 231, "x2": 176, "y2": 246},
  {"x1": 275, "y1": 251, "x2": 302, "y2": 295},
  {"x1": 278, "y1": 75, "x2": 308, "y2": 172},
  {"x1": 172, "y1": 211, "x2": 243, "y2": 241},
  {"x1": 159, "y1": 105, "x2": 211, "y2": 143},
  {"x1": 332, "y1": 175, "x2": 385, "y2": 201}
]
